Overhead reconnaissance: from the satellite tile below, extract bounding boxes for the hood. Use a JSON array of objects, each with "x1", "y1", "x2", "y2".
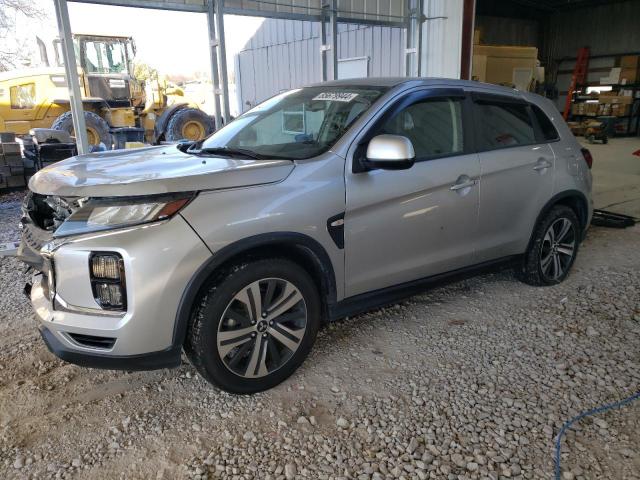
[{"x1": 29, "y1": 145, "x2": 295, "y2": 197}]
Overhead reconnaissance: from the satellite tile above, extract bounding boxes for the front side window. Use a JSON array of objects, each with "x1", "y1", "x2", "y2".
[
  {"x1": 476, "y1": 102, "x2": 535, "y2": 150},
  {"x1": 376, "y1": 97, "x2": 464, "y2": 160},
  {"x1": 82, "y1": 40, "x2": 128, "y2": 74},
  {"x1": 200, "y1": 86, "x2": 387, "y2": 160},
  {"x1": 10, "y1": 83, "x2": 36, "y2": 109}
]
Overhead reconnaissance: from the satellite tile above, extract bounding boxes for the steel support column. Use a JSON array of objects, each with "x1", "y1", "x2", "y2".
[
  {"x1": 214, "y1": 0, "x2": 231, "y2": 124},
  {"x1": 206, "y1": 0, "x2": 223, "y2": 129},
  {"x1": 53, "y1": 0, "x2": 89, "y2": 154},
  {"x1": 460, "y1": 0, "x2": 476, "y2": 80},
  {"x1": 320, "y1": 0, "x2": 338, "y2": 81},
  {"x1": 329, "y1": 0, "x2": 338, "y2": 80},
  {"x1": 405, "y1": 0, "x2": 424, "y2": 77}
]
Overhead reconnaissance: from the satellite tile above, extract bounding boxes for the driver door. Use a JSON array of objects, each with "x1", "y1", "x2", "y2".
[{"x1": 344, "y1": 89, "x2": 481, "y2": 298}]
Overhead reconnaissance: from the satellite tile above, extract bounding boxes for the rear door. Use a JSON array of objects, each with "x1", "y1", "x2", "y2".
[
  {"x1": 472, "y1": 92, "x2": 555, "y2": 262},
  {"x1": 344, "y1": 88, "x2": 481, "y2": 297}
]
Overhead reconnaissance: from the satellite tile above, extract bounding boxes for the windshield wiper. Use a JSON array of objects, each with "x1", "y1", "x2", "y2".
[{"x1": 190, "y1": 146, "x2": 268, "y2": 160}]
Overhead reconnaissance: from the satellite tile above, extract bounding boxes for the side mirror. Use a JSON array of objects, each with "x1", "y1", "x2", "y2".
[{"x1": 364, "y1": 134, "x2": 415, "y2": 170}]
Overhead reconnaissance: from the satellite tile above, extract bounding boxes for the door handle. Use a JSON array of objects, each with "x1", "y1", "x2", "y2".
[
  {"x1": 450, "y1": 179, "x2": 477, "y2": 191},
  {"x1": 533, "y1": 158, "x2": 553, "y2": 171}
]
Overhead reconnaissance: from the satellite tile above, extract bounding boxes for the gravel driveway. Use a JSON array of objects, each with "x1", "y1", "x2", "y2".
[{"x1": 0, "y1": 192, "x2": 638, "y2": 480}]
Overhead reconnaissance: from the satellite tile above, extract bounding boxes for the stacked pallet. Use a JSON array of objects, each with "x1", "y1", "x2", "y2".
[{"x1": 0, "y1": 132, "x2": 25, "y2": 190}]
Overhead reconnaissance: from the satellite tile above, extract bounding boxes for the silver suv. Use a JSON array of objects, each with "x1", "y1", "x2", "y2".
[{"x1": 19, "y1": 78, "x2": 593, "y2": 393}]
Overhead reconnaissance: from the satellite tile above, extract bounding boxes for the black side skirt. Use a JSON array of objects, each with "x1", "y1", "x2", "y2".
[{"x1": 329, "y1": 255, "x2": 521, "y2": 321}]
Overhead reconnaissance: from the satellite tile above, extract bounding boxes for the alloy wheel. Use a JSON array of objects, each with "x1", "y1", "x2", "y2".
[
  {"x1": 540, "y1": 217, "x2": 576, "y2": 281},
  {"x1": 216, "y1": 278, "x2": 307, "y2": 378}
]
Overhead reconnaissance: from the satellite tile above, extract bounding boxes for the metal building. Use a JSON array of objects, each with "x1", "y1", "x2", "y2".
[
  {"x1": 235, "y1": 21, "x2": 406, "y2": 110},
  {"x1": 235, "y1": 1, "x2": 467, "y2": 112},
  {"x1": 52, "y1": 0, "x2": 472, "y2": 152}
]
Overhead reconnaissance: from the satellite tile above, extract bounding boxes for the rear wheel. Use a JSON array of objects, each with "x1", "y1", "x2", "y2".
[
  {"x1": 520, "y1": 205, "x2": 580, "y2": 286},
  {"x1": 51, "y1": 110, "x2": 112, "y2": 147},
  {"x1": 184, "y1": 258, "x2": 320, "y2": 394},
  {"x1": 165, "y1": 108, "x2": 215, "y2": 142}
]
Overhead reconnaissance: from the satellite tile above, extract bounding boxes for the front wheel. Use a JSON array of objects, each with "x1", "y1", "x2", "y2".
[
  {"x1": 184, "y1": 258, "x2": 321, "y2": 394},
  {"x1": 520, "y1": 205, "x2": 580, "y2": 286}
]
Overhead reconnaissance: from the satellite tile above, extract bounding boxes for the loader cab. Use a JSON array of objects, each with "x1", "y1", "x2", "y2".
[{"x1": 53, "y1": 34, "x2": 137, "y2": 107}]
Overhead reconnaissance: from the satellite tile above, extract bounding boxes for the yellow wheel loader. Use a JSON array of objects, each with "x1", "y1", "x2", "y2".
[{"x1": 0, "y1": 34, "x2": 215, "y2": 148}]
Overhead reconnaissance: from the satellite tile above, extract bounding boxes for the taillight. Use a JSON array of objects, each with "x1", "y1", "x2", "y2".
[{"x1": 581, "y1": 148, "x2": 593, "y2": 169}]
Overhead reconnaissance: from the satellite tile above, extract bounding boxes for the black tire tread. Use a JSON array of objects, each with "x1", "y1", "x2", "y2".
[
  {"x1": 184, "y1": 258, "x2": 320, "y2": 394},
  {"x1": 165, "y1": 108, "x2": 215, "y2": 142},
  {"x1": 519, "y1": 204, "x2": 580, "y2": 286},
  {"x1": 51, "y1": 110, "x2": 112, "y2": 146}
]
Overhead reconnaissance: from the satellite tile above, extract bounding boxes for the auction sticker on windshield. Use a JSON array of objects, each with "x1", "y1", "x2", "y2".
[{"x1": 313, "y1": 92, "x2": 359, "y2": 102}]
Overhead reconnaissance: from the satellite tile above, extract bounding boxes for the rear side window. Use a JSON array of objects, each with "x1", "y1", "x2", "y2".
[
  {"x1": 475, "y1": 101, "x2": 535, "y2": 150},
  {"x1": 377, "y1": 97, "x2": 464, "y2": 160},
  {"x1": 531, "y1": 104, "x2": 559, "y2": 141}
]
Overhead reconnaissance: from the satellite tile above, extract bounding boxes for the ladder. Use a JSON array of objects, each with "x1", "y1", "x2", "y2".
[{"x1": 563, "y1": 47, "x2": 590, "y2": 120}]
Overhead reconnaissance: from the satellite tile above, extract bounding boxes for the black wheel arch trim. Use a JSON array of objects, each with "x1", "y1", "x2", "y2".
[
  {"x1": 528, "y1": 190, "x2": 590, "y2": 249},
  {"x1": 172, "y1": 232, "x2": 338, "y2": 348}
]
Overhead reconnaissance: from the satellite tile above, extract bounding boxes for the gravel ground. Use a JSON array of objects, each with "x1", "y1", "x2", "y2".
[{"x1": 0, "y1": 192, "x2": 638, "y2": 480}]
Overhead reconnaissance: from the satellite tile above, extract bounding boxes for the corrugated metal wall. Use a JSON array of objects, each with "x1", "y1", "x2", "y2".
[
  {"x1": 235, "y1": 0, "x2": 466, "y2": 111},
  {"x1": 421, "y1": 0, "x2": 464, "y2": 79},
  {"x1": 475, "y1": 16, "x2": 538, "y2": 47},
  {"x1": 547, "y1": 1, "x2": 640, "y2": 59},
  {"x1": 235, "y1": 19, "x2": 405, "y2": 110},
  {"x1": 545, "y1": 0, "x2": 640, "y2": 112}
]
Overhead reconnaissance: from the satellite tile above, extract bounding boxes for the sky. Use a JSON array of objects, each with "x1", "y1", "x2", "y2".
[{"x1": 15, "y1": 0, "x2": 264, "y2": 79}]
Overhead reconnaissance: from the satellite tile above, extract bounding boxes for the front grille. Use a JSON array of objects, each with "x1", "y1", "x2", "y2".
[{"x1": 67, "y1": 333, "x2": 116, "y2": 350}]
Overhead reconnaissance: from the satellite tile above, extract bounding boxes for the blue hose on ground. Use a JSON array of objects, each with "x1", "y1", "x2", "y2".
[{"x1": 555, "y1": 390, "x2": 640, "y2": 479}]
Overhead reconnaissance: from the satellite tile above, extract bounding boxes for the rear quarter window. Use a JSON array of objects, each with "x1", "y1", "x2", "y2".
[
  {"x1": 475, "y1": 101, "x2": 536, "y2": 150},
  {"x1": 531, "y1": 104, "x2": 560, "y2": 141}
]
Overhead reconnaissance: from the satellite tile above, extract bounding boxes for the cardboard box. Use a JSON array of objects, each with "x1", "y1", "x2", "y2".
[
  {"x1": 621, "y1": 55, "x2": 639, "y2": 69},
  {"x1": 472, "y1": 46, "x2": 538, "y2": 86},
  {"x1": 620, "y1": 67, "x2": 639, "y2": 84},
  {"x1": 611, "y1": 103, "x2": 631, "y2": 117},
  {"x1": 599, "y1": 95, "x2": 633, "y2": 105},
  {"x1": 473, "y1": 29, "x2": 482, "y2": 45},
  {"x1": 600, "y1": 67, "x2": 621, "y2": 84},
  {"x1": 585, "y1": 102, "x2": 599, "y2": 116},
  {"x1": 472, "y1": 54, "x2": 487, "y2": 82}
]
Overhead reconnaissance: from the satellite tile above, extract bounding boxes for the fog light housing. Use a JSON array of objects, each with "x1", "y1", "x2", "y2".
[
  {"x1": 90, "y1": 253, "x2": 126, "y2": 310},
  {"x1": 91, "y1": 254, "x2": 121, "y2": 280}
]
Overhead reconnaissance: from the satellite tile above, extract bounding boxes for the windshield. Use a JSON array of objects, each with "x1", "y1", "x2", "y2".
[
  {"x1": 81, "y1": 39, "x2": 129, "y2": 74},
  {"x1": 200, "y1": 86, "x2": 388, "y2": 160}
]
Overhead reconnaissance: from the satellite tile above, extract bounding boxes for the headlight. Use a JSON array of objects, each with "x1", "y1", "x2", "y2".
[{"x1": 53, "y1": 193, "x2": 194, "y2": 238}]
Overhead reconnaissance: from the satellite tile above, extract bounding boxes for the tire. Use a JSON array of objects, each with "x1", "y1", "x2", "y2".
[
  {"x1": 165, "y1": 108, "x2": 215, "y2": 142},
  {"x1": 519, "y1": 205, "x2": 580, "y2": 286},
  {"x1": 184, "y1": 258, "x2": 321, "y2": 394},
  {"x1": 587, "y1": 134, "x2": 595, "y2": 144},
  {"x1": 602, "y1": 136, "x2": 608, "y2": 144},
  {"x1": 51, "y1": 110, "x2": 112, "y2": 147}
]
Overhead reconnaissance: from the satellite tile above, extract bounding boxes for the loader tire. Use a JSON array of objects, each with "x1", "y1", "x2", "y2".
[
  {"x1": 165, "y1": 108, "x2": 215, "y2": 142},
  {"x1": 52, "y1": 111, "x2": 112, "y2": 148}
]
